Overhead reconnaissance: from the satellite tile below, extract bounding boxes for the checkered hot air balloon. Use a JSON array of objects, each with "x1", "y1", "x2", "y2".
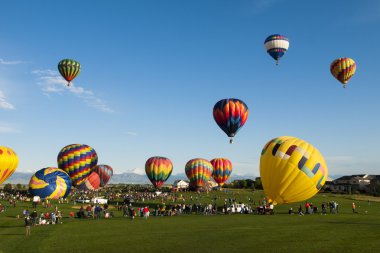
[
  {"x1": 57, "y1": 144, "x2": 98, "y2": 186},
  {"x1": 330, "y1": 58, "x2": 356, "y2": 88},
  {"x1": 213, "y1": 98, "x2": 249, "y2": 144},
  {"x1": 264, "y1": 34, "x2": 289, "y2": 65},
  {"x1": 210, "y1": 158, "x2": 232, "y2": 187},
  {"x1": 145, "y1": 157, "x2": 173, "y2": 188},
  {"x1": 0, "y1": 146, "x2": 18, "y2": 185},
  {"x1": 185, "y1": 158, "x2": 213, "y2": 190},
  {"x1": 29, "y1": 167, "x2": 72, "y2": 199},
  {"x1": 93, "y1": 164, "x2": 113, "y2": 187},
  {"x1": 58, "y1": 59, "x2": 81, "y2": 86}
]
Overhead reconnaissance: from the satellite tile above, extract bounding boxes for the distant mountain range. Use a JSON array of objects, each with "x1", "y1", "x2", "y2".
[{"x1": 3, "y1": 172, "x2": 256, "y2": 185}]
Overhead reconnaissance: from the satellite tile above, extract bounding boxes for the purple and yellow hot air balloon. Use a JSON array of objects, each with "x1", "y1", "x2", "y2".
[
  {"x1": 93, "y1": 164, "x2": 113, "y2": 187},
  {"x1": 145, "y1": 157, "x2": 173, "y2": 188},
  {"x1": 58, "y1": 59, "x2": 81, "y2": 86},
  {"x1": 29, "y1": 167, "x2": 72, "y2": 199},
  {"x1": 0, "y1": 146, "x2": 19, "y2": 185},
  {"x1": 213, "y1": 98, "x2": 249, "y2": 144},
  {"x1": 77, "y1": 171, "x2": 100, "y2": 191},
  {"x1": 330, "y1": 57, "x2": 356, "y2": 88},
  {"x1": 57, "y1": 144, "x2": 98, "y2": 186},
  {"x1": 185, "y1": 158, "x2": 213, "y2": 190},
  {"x1": 210, "y1": 158, "x2": 232, "y2": 187},
  {"x1": 264, "y1": 34, "x2": 289, "y2": 65}
]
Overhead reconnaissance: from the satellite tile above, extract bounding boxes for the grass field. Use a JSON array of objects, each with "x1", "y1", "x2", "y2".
[{"x1": 1, "y1": 190, "x2": 380, "y2": 253}]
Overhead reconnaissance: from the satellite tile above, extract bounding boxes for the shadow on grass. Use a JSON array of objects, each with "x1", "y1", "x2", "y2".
[
  {"x1": 0, "y1": 233, "x2": 24, "y2": 236},
  {"x1": 0, "y1": 225, "x2": 24, "y2": 228},
  {"x1": 325, "y1": 221, "x2": 380, "y2": 226}
]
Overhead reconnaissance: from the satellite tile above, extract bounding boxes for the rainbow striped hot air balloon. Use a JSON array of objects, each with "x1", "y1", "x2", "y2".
[
  {"x1": 185, "y1": 158, "x2": 213, "y2": 190},
  {"x1": 77, "y1": 171, "x2": 100, "y2": 191},
  {"x1": 210, "y1": 158, "x2": 232, "y2": 187},
  {"x1": 58, "y1": 59, "x2": 81, "y2": 86},
  {"x1": 145, "y1": 156, "x2": 173, "y2": 188},
  {"x1": 330, "y1": 57, "x2": 356, "y2": 88},
  {"x1": 93, "y1": 164, "x2": 113, "y2": 187},
  {"x1": 264, "y1": 34, "x2": 289, "y2": 65},
  {"x1": 213, "y1": 98, "x2": 249, "y2": 144},
  {"x1": 0, "y1": 146, "x2": 19, "y2": 185},
  {"x1": 57, "y1": 144, "x2": 98, "y2": 186},
  {"x1": 29, "y1": 167, "x2": 72, "y2": 199}
]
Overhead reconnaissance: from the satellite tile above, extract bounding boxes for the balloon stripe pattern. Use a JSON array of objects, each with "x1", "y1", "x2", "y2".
[
  {"x1": 210, "y1": 158, "x2": 232, "y2": 187},
  {"x1": 264, "y1": 34, "x2": 289, "y2": 64},
  {"x1": 330, "y1": 58, "x2": 356, "y2": 87},
  {"x1": 145, "y1": 157, "x2": 173, "y2": 188},
  {"x1": 260, "y1": 136, "x2": 328, "y2": 205},
  {"x1": 185, "y1": 158, "x2": 213, "y2": 188},
  {"x1": 0, "y1": 146, "x2": 19, "y2": 185},
  {"x1": 58, "y1": 59, "x2": 81, "y2": 84},
  {"x1": 29, "y1": 167, "x2": 72, "y2": 199},
  {"x1": 77, "y1": 171, "x2": 100, "y2": 191},
  {"x1": 94, "y1": 165, "x2": 113, "y2": 187},
  {"x1": 57, "y1": 144, "x2": 98, "y2": 186},
  {"x1": 213, "y1": 98, "x2": 249, "y2": 141}
]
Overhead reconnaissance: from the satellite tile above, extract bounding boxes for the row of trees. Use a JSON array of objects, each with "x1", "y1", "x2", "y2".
[{"x1": 223, "y1": 178, "x2": 263, "y2": 190}]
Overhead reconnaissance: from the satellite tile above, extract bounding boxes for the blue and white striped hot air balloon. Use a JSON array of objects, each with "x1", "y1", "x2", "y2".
[{"x1": 264, "y1": 34, "x2": 289, "y2": 65}]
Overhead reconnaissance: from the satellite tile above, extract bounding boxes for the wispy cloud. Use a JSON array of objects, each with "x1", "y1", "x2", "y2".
[
  {"x1": 249, "y1": 0, "x2": 283, "y2": 15},
  {"x1": 0, "y1": 122, "x2": 20, "y2": 133},
  {"x1": 125, "y1": 131, "x2": 138, "y2": 136},
  {"x1": 0, "y1": 90, "x2": 15, "y2": 110},
  {"x1": 0, "y1": 58, "x2": 23, "y2": 65},
  {"x1": 128, "y1": 168, "x2": 145, "y2": 175},
  {"x1": 352, "y1": 2, "x2": 380, "y2": 24},
  {"x1": 32, "y1": 69, "x2": 114, "y2": 113}
]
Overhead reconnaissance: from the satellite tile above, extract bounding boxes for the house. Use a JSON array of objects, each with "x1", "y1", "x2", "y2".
[
  {"x1": 326, "y1": 174, "x2": 374, "y2": 193},
  {"x1": 369, "y1": 175, "x2": 380, "y2": 194},
  {"x1": 173, "y1": 180, "x2": 189, "y2": 190}
]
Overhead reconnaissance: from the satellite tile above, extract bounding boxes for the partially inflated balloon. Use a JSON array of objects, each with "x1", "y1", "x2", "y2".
[
  {"x1": 330, "y1": 58, "x2": 356, "y2": 88},
  {"x1": 58, "y1": 59, "x2": 81, "y2": 86},
  {"x1": 264, "y1": 34, "x2": 289, "y2": 65},
  {"x1": 57, "y1": 144, "x2": 98, "y2": 186},
  {"x1": 94, "y1": 164, "x2": 113, "y2": 187},
  {"x1": 145, "y1": 157, "x2": 173, "y2": 188},
  {"x1": 213, "y1": 98, "x2": 249, "y2": 143},
  {"x1": 210, "y1": 158, "x2": 232, "y2": 187},
  {"x1": 29, "y1": 167, "x2": 72, "y2": 199},
  {"x1": 0, "y1": 146, "x2": 19, "y2": 185},
  {"x1": 185, "y1": 158, "x2": 213, "y2": 189},
  {"x1": 260, "y1": 136, "x2": 328, "y2": 205},
  {"x1": 77, "y1": 171, "x2": 100, "y2": 191}
]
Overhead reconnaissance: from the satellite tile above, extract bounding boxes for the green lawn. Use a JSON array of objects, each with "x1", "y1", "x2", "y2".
[{"x1": 1, "y1": 190, "x2": 380, "y2": 253}]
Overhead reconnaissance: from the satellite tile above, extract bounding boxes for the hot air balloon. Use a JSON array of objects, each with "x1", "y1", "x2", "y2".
[
  {"x1": 260, "y1": 136, "x2": 328, "y2": 205},
  {"x1": 57, "y1": 144, "x2": 98, "y2": 186},
  {"x1": 0, "y1": 146, "x2": 19, "y2": 185},
  {"x1": 145, "y1": 157, "x2": 173, "y2": 188},
  {"x1": 330, "y1": 57, "x2": 356, "y2": 88},
  {"x1": 213, "y1": 98, "x2": 249, "y2": 144},
  {"x1": 210, "y1": 158, "x2": 232, "y2": 187},
  {"x1": 264, "y1": 34, "x2": 289, "y2": 65},
  {"x1": 185, "y1": 158, "x2": 213, "y2": 190},
  {"x1": 77, "y1": 171, "x2": 100, "y2": 191},
  {"x1": 58, "y1": 59, "x2": 81, "y2": 86},
  {"x1": 94, "y1": 164, "x2": 113, "y2": 187},
  {"x1": 29, "y1": 167, "x2": 72, "y2": 199}
]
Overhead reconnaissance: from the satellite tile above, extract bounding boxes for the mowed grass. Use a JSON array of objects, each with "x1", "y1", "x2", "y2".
[{"x1": 1, "y1": 190, "x2": 380, "y2": 253}]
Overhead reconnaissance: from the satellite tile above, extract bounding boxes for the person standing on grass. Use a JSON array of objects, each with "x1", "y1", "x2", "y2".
[
  {"x1": 352, "y1": 202, "x2": 356, "y2": 213},
  {"x1": 25, "y1": 215, "x2": 32, "y2": 236}
]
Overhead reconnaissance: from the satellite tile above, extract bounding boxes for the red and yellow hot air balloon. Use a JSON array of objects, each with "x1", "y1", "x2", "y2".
[
  {"x1": 330, "y1": 58, "x2": 356, "y2": 88},
  {"x1": 77, "y1": 171, "x2": 100, "y2": 191},
  {"x1": 185, "y1": 158, "x2": 213, "y2": 190},
  {"x1": 145, "y1": 156, "x2": 173, "y2": 188},
  {"x1": 210, "y1": 158, "x2": 232, "y2": 187},
  {"x1": 0, "y1": 146, "x2": 19, "y2": 185}
]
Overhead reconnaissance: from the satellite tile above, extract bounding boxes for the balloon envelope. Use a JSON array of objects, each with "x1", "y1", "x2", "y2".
[
  {"x1": 29, "y1": 167, "x2": 72, "y2": 199},
  {"x1": 77, "y1": 171, "x2": 100, "y2": 191},
  {"x1": 57, "y1": 144, "x2": 98, "y2": 186},
  {"x1": 330, "y1": 57, "x2": 356, "y2": 87},
  {"x1": 58, "y1": 59, "x2": 81, "y2": 85},
  {"x1": 0, "y1": 146, "x2": 19, "y2": 185},
  {"x1": 210, "y1": 158, "x2": 232, "y2": 187},
  {"x1": 94, "y1": 164, "x2": 113, "y2": 187},
  {"x1": 145, "y1": 157, "x2": 173, "y2": 188},
  {"x1": 185, "y1": 158, "x2": 213, "y2": 189},
  {"x1": 213, "y1": 98, "x2": 249, "y2": 143},
  {"x1": 260, "y1": 136, "x2": 328, "y2": 205},
  {"x1": 264, "y1": 34, "x2": 289, "y2": 64}
]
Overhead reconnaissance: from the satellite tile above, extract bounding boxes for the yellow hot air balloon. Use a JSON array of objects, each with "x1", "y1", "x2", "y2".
[
  {"x1": 0, "y1": 146, "x2": 19, "y2": 185},
  {"x1": 330, "y1": 57, "x2": 356, "y2": 88},
  {"x1": 260, "y1": 136, "x2": 328, "y2": 205}
]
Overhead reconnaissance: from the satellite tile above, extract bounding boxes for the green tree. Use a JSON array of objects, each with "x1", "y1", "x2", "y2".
[
  {"x1": 16, "y1": 183, "x2": 22, "y2": 190},
  {"x1": 4, "y1": 183, "x2": 12, "y2": 192}
]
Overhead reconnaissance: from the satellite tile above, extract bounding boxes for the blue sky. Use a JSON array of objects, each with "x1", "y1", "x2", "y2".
[{"x1": 1, "y1": 0, "x2": 380, "y2": 177}]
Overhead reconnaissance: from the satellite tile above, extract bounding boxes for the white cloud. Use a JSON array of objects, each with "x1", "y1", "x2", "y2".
[
  {"x1": 0, "y1": 90, "x2": 15, "y2": 110},
  {"x1": 0, "y1": 58, "x2": 23, "y2": 65},
  {"x1": 0, "y1": 122, "x2": 20, "y2": 133},
  {"x1": 125, "y1": 131, "x2": 138, "y2": 136},
  {"x1": 32, "y1": 69, "x2": 114, "y2": 113},
  {"x1": 129, "y1": 168, "x2": 145, "y2": 175}
]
